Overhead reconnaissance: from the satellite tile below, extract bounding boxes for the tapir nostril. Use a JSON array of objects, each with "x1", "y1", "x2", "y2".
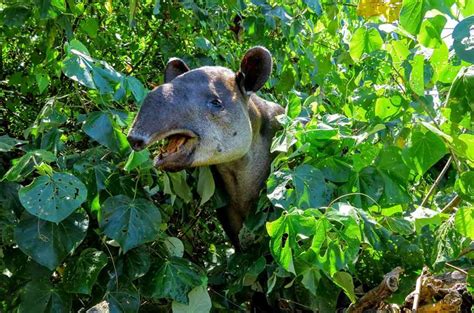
[{"x1": 127, "y1": 135, "x2": 145, "y2": 151}]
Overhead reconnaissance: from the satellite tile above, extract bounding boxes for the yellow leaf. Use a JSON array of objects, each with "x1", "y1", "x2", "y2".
[
  {"x1": 357, "y1": 0, "x2": 402, "y2": 22},
  {"x1": 105, "y1": 0, "x2": 113, "y2": 13}
]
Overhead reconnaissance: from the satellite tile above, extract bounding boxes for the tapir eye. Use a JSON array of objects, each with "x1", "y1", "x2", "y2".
[{"x1": 209, "y1": 98, "x2": 223, "y2": 108}]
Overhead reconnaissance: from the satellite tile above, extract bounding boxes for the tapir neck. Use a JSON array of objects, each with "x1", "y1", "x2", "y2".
[{"x1": 213, "y1": 94, "x2": 283, "y2": 248}]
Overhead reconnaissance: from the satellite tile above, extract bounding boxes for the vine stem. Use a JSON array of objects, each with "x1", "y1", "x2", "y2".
[
  {"x1": 420, "y1": 156, "x2": 452, "y2": 208},
  {"x1": 412, "y1": 266, "x2": 428, "y2": 313},
  {"x1": 445, "y1": 262, "x2": 468, "y2": 275},
  {"x1": 440, "y1": 195, "x2": 461, "y2": 213}
]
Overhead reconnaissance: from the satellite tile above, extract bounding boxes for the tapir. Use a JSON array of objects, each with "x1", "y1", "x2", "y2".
[{"x1": 127, "y1": 47, "x2": 284, "y2": 249}]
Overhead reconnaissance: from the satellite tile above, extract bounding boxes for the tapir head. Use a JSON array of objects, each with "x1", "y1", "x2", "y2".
[{"x1": 127, "y1": 47, "x2": 272, "y2": 171}]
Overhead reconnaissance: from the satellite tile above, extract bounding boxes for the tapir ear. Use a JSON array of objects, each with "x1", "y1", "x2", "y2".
[
  {"x1": 164, "y1": 58, "x2": 190, "y2": 83},
  {"x1": 237, "y1": 46, "x2": 272, "y2": 93}
]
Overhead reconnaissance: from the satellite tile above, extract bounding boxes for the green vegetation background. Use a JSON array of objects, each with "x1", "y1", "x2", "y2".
[{"x1": 0, "y1": 0, "x2": 473, "y2": 311}]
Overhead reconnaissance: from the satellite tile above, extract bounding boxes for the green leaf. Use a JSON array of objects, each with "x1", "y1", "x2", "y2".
[
  {"x1": 106, "y1": 281, "x2": 140, "y2": 313},
  {"x1": 153, "y1": 0, "x2": 161, "y2": 14},
  {"x1": 83, "y1": 111, "x2": 130, "y2": 154},
  {"x1": 127, "y1": 76, "x2": 147, "y2": 103},
  {"x1": 164, "y1": 237, "x2": 185, "y2": 258},
  {"x1": 14, "y1": 211, "x2": 89, "y2": 270},
  {"x1": 19, "y1": 173, "x2": 87, "y2": 223},
  {"x1": 125, "y1": 246, "x2": 151, "y2": 279},
  {"x1": 403, "y1": 129, "x2": 447, "y2": 175},
  {"x1": 242, "y1": 256, "x2": 266, "y2": 286},
  {"x1": 143, "y1": 257, "x2": 207, "y2": 304},
  {"x1": 124, "y1": 149, "x2": 150, "y2": 172},
  {"x1": 349, "y1": 27, "x2": 383, "y2": 61},
  {"x1": 453, "y1": 16, "x2": 474, "y2": 63},
  {"x1": 168, "y1": 171, "x2": 193, "y2": 203},
  {"x1": 303, "y1": 0, "x2": 322, "y2": 15},
  {"x1": 455, "y1": 171, "x2": 474, "y2": 202},
  {"x1": 0, "y1": 6, "x2": 31, "y2": 27},
  {"x1": 446, "y1": 66, "x2": 474, "y2": 125},
  {"x1": 2, "y1": 150, "x2": 56, "y2": 182},
  {"x1": 35, "y1": 73, "x2": 50, "y2": 94},
  {"x1": 453, "y1": 134, "x2": 474, "y2": 162},
  {"x1": 374, "y1": 97, "x2": 400, "y2": 121},
  {"x1": 197, "y1": 167, "x2": 215, "y2": 205},
  {"x1": 19, "y1": 280, "x2": 71, "y2": 313},
  {"x1": 266, "y1": 210, "x2": 316, "y2": 274},
  {"x1": 100, "y1": 195, "x2": 162, "y2": 252},
  {"x1": 399, "y1": 0, "x2": 426, "y2": 34},
  {"x1": 0, "y1": 135, "x2": 26, "y2": 152},
  {"x1": 332, "y1": 272, "x2": 356, "y2": 303},
  {"x1": 293, "y1": 164, "x2": 331, "y2": 209},
  {"x1": 410, "y1": 54, "x2": 425, "y2": 96},
  {"x1": 418, "y1": 15, "x2": 447, "y2": 48},
  {"x1": 300, "y1": 266, "x2": 321, "y2": 296},
  {"x1": 171, "y1": 285, "x2": 212, "y2": 313},
  {"x1": 79, "y1": 17, "x2": 99, "y2": 38},
  {"x1": 455, "y1": 207, "x2": 474, "y2": 239},
  {"x1": 63, "y1": 248, "x2": 108, "y2": 294}
]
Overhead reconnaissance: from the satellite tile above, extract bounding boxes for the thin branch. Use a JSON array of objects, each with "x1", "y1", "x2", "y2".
[
  {"x1": 445, "y1": 262, "x2": 468, "y2": 275},
  {"x1": 412, "y1": 266, "x2": 428, "y2": 313},
  {"x1": 440, "y1": 195, "x2": 461, "y2": 213},
  {"x1": 420, "y1": 156, "x2": 452, "y2": 208}
]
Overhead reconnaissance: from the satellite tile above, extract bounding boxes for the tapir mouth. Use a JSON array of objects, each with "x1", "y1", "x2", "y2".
[{"x1": 147, "y1": 129, "x2": 199, "y2": 171}]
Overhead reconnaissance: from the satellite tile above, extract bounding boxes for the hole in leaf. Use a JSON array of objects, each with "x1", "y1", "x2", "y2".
[{"x1": 281, "y1": 233, "x2": 288, "y2": 248}]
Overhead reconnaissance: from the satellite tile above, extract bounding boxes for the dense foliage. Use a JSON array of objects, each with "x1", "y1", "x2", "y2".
[{"x1": 1, "y1": 0, "x2": 473, "y2": 311}]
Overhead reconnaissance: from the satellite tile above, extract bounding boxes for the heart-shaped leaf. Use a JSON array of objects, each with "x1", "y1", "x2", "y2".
[
  {"x1": 19, "y1": 173, "x2": 87, "y2": 223},
  {"x1": 14, "y1": 211, "x2": 89, "y2": 270},
  {"x1": 100, "y1": 195, "x2": 161, "y2": 252}
]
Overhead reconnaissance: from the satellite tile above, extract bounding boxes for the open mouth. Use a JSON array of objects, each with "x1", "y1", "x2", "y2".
[{"x1": 147, "y1": 130, "x2": 198, "y2": 170}]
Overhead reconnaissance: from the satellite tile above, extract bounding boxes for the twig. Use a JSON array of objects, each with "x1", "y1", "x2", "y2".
[
  {"x1": 440, "y1": 195, "x2": 461, "y2": 213},
  {"x1": 420, "y1": 156, "x2": 452, "y2": 208},
  {"x1": 412, "y1": 266, "x2": 428, "y2": 313},
  {"x1": 445, "y1": 262, "x2": 468, "y2": 275}
]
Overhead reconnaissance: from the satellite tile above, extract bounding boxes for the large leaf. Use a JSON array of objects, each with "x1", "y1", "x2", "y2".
[
  {"x1": 399, "y1": 0, "x2": 426, "y2": 34},
  {"x1": 446, "y1": 66, "x2": 474, "y2": 125},
  {"x1": 453, "y1": 16, "x2": 474, "y2": 64},
  {"x1": 19, "y1": 280, "x2": 71, "y2": 313},
  {"x1": 83, "y1": 111, "x2": 130, "y2": 154},
  {"x1": 105, "y1": 280, "x2": 140, "y2": 313},
  {"x1": 0, "y1": 135, "x2": 26, "y2": 152},
  {"x1": 171, "y1": 285, "x2": 212, "y2": 313},
  {"x1": 14, "y1": 211, "x2": 89, "y2": 270},
  {"x1": 455, "y1": 171, "x2": 474, "y2": 202},
  {"x1": 455, "y1": 207, "x2": 474, "y2": 239},
  {"x1": 293, "y1": 164, "x2": 331, "y2": 209},
  {"x1": 2, "y1": 150, "x2": 56, "y2": 182},
  {"x1": 19, "y1": 173, "x2": 87, "y2": 223},
  {"x1": 143, "y1": 257, "x2": 207, "y2": 304},
  {"x1": 266, "y1": 210, "x2": 316, "y2": 274},
  {"x1": 349, "y1": 27, "x2": 383, "y2": 61},
  {"x1": 99, "y1": 195, "x2": 161, "y2": 252},
  {"x1": 62, "y1": 248, "x2": 108, "y2": 294},
  {"x1": 403, "y1": 129, "x2": 447, "y2": 175},
  {"x1": 124, "y1": 246, "x2": 151, "y2": 279},
  {"x1": 418, "y1": 15, "x2": 446, "y2": 48},
  {"x1": 197, "y1": 167, "x2": 215, "y2": 205},
  {"x1": 409, "y1": 54, "x2": 425, "y2": 96}
]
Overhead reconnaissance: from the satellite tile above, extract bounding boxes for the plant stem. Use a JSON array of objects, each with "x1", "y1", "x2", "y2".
[{"x1": 420, "y1": 156, "x2": 452, "y2": 208}]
